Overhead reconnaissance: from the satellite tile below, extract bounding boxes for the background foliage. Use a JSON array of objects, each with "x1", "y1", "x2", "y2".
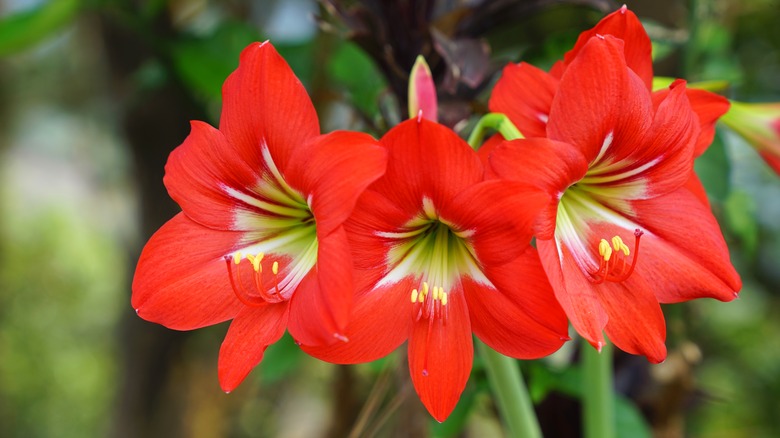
[{"x1": 1, "y1": 0, "x2": 778, "y2": 437}]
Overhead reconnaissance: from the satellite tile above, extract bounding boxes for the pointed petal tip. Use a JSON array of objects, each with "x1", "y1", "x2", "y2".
[
  {"x1": 417, "y1": 109, "x2": 424, "y2": 123},
  {"x1": 334, "y1": 332, "x2": 349, "y2": 343},
  {"x1": 596, "y1": 341, "x2": 605, "y2": 353},
  {"x1": 620, "y1": 4, "x2": 628, "y2": 13}
]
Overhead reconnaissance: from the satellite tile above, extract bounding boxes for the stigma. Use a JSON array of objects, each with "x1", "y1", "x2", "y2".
[
  {"x1": 591, "y1": 229, "x2": 644, "y2": 284},
  {"x1": 224, "y1": 251, "x2": 285, "y2": 306}
]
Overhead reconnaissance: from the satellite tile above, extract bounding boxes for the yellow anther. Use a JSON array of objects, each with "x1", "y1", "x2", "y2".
[
  {"x1": 272, "y1": 261, "x2": 279, "y2": 275},
  {"x1": 598, "y1": 239, "x2": 610, "y2": 257},
  {"x1": 619, "y1": 242, "x2": 630, "y2": 256},
  {"x1": 233, "y1": 252, "x2": 242, "y2": 264},
  {"x1": 598, "y1": 239, "x2": 612, "y2": 261},
  {"x1": 411, "y1": 289, "x2": 419, "y2": 303},
  {"x1": 422, "y1": 282, "x2": 429, "y2": 297},
  {"x1": 437, "y1": 287, "x2": 445, "y2": 301},
  {"x1": 611, "y1": 236, "x2": 625, "y2": 252},
  {"x1": 441, "y1": 292, "x2": 448, "y2": 306}
]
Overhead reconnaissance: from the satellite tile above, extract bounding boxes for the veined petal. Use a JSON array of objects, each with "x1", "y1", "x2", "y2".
[
  {"x1": 218, "y1": 302, "x2": 289, "y2": 392},
  {"x1": 219, "y1": 41, "x2": 319, "y2": 176},
  {"x1": 466, "y1": 249, "x2": 568, "y2": 358},
  {"x1": 164, "y1": 121, "x2": 262, "y2": 230},
  {"x1": 489, "y1": 138, "x2": 589, "y2": 239},
  {"x1": 537, "y1": 238, "x2": 608, "y2": 349},
  {"x1": 286, "y1": 131, "x2": 387, "y2": 237},
  {"x1": 547, "y1": 35, "x2": 653, "y2": 164},
  {"x1": 653, "y1": 86, "x2": 730, "y2": 157},
  {"x1": 630, "y1": 189, "x2": 741, "y2": 302},
  {"x1": 551, "y1": 5, "x2": 653, "y2": 89},
  {"x1": 301, "y1": 275, "x2": 412, "y2": 363},
  {"x1": 442, "y1": 179, "x2": 551, "y2": 265},
  {"x1": 598, "y1": 276, "x2": 667, "y2": 363},
  {"x1": 132, "y1": 213, "x2": 244, "y2": 330},
  {"x1": 489, "y1": 62, "x2": 558, "y2": 138},
  {"x1": 370, "y1": 118, "x2": 484, "y2": 215},
  {"x1": 581, "y1": 80, "x2": 698, "y2": 200},
  {"x1": 287, "y1": 227, "x2": 354, "y2": 346},
  {"x1": 408, "y1": 289, "x2": 472, "y2": 422}
]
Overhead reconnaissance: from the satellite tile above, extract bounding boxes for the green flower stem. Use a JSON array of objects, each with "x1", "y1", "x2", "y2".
[
  {"x1": 467, "y1": 113, "x2": 524, "y2": 149},
  {"x1": 582, "y1": 338, "x2": 615, "y2": 438},
  {"x1": 476, "y1": 339, "x2": 541, "y2": 438}
]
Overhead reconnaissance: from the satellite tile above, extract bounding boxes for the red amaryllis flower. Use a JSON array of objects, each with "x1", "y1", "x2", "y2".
[
  {"x1": 303, "y1": 116, "x2": 569, "y2": 421},
  {"x1": 488, "y1": 35, "x2": 741, "y2": 362},
  {"x1": 131, "y1": 42, "x2": 387, "y2": 391}
]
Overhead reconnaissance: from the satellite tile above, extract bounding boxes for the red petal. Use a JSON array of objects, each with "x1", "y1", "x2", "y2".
[
  {"x1": 218, "y1": 302, "x2": 289, "y2": 392},
  {"x1": 301, "y1": 275, "x2": 412, "y2": 363},
  {"x1": 597, "y1": 276, "x2": 667, "y2": 363},
  {"x1": 684, "y1": 171, "x2": 711, "y2": 207},
  {"x1": 346, "y1": 190, "x2": 412, "y2": 271},
  {"x1": 537, "y1": 238, "x2": 608, "y2": 349},
  {"x1": 132, "y1": 213, "x2": 244, "y2": 330},
  {"x1": 164, "y1": 121, "x2": 263, "y2": 230},
  {"x1": 442, "y1": 179, "x2": 551, "y2": 265},
  {"x1": 286, "y1": 131, "x2": 386, "y2": 237},
  {"x1": 630, "y1": 189, "x2": 741, "y2": 302},
  {"x1": 219, "y1": 42, "x2": 319, "y2": 176},
  {"x1": 547, "y1": 35, "x2": 653, "y2": 164},
  {"x1": 465, "y1": 249, "x2": 568, "y2": 358},
  {"x1": 287, "y1": 227, "x2": 354, "y2": 346},
  {"x1": 553, "y1": 6, "x2": 653, "y2": 89},
  {"x1": 489, "y1": 62, "x2": 558, "y2": 138},
  {"x1": 372, "y1": 118, "x2": 484, "y2": 216},
  {"x1": 653, "y1": 87, "x2": 730, "y2": 157},
  {"x1": 603, "y1": 79, "x2": 698, "y2": 198},
  {"x1": 408, "y1": 289, "x2": 473, "y2": 422},
  {"x1": 489, "y1": 138, "x2": 588, "y2": 239}
]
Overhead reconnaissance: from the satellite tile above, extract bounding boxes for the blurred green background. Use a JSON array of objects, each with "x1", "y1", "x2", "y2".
[{"x1": 1, "y1": 0, "x2": 779, "y2": 437}]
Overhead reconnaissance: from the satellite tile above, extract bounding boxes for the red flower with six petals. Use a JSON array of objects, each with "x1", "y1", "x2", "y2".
[
  {"x1": 131, "y1": 42, "x2": 387, "y2": 391},
  {"x1": 488, "y1": 33, "x2": 741, "y2": 362},
  {"x1": 304, "y1": 116, "x2": 569, "y2": 421}
]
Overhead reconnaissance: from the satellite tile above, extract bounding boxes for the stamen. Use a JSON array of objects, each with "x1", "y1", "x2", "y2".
[
  {"x1": 590, "y1": 229, "x2": 644, "y2": 283},
  {"x1": 224, "y1": 253, "x2": 285, "y2": 305},
  {"x1": 409, "y1": 282, "x2": 450, "y2": 376}
]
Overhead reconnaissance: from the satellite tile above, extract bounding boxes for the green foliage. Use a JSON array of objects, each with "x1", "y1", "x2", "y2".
[
  {"x1": 0, "y1": 0, "x2": 83, "y2": 56},
  {"x1": 327, "y1": 42, "x2": 387, "y2": 118}
]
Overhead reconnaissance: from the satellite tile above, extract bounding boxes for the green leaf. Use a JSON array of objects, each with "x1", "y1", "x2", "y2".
[
  {"x1": 327, "y1": 42, "x2": 387, "y2": 117},
  {"x1": 0, "y1": 0, "x2": 82, "y2": 56}
]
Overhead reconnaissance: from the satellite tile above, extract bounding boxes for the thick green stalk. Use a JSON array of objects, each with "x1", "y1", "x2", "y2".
[
  {"x1": 582, "y1": 338, "x2": 615, "y2": 438},
  {"x1": 466, "y1": 113, "x2": 524, "y2": 149},
  {"x1": 476, "y1": 340, "x2": 541, "y2": 438}
]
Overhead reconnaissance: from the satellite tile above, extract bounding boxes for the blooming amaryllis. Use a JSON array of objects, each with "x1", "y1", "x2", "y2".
[
  {"x1": 132, "y1": 42, "x2": 387, "y2": 391},
  {"x1": 304, "y1": 116, "x2": 569, "y2": 421},
  {"x1": 488, "y1": 34, "x2": 741, "y2": 362}
]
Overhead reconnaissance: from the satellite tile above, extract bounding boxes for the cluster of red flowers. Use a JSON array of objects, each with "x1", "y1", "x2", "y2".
[{"x1": 132, "y1": 6, "x2": 741, "y2": 421}]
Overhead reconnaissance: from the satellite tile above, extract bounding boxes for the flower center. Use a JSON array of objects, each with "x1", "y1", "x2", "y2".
[
  {"x1": 590, "y1": 229, "x2": 644, "y2": 284},
  {"x1": 222, "y1": 143, "x2": 319, "y2": 306},
  {"x1": 376, "y1": 197, "x2": 490, "y2": 376}
]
